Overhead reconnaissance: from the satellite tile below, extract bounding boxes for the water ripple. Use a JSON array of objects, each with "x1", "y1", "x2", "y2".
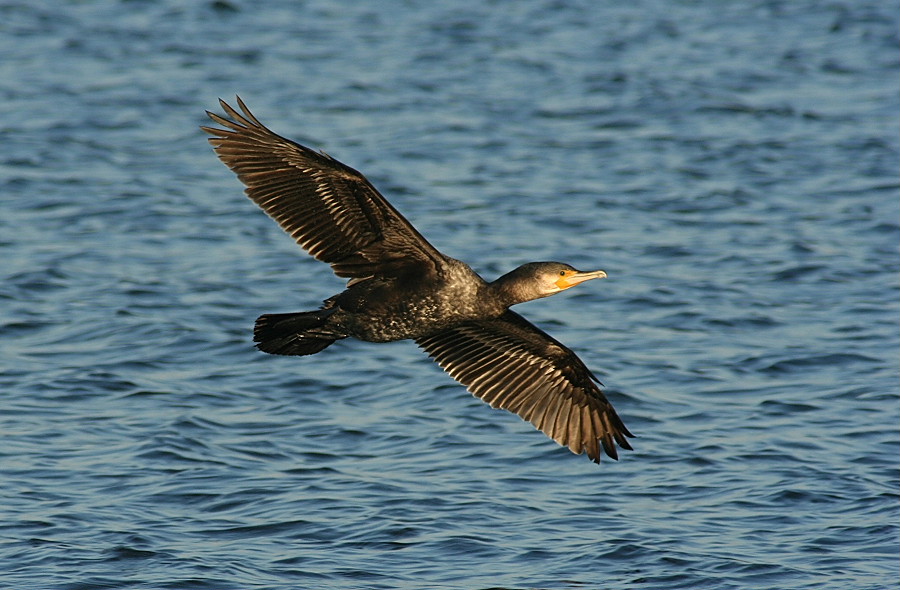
[{"x1": 1, "y1": 0, "x2": 897, "y2": 589}]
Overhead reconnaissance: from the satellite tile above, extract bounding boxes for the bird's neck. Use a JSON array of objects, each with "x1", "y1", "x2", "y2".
[{"x1": 487, "y1": 272, "x2": 545, "y2": 309}]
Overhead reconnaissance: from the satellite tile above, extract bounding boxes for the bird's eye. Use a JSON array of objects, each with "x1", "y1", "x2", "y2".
[{"x1": 559, "y1": 270, "x2": 567, "y2": 276}]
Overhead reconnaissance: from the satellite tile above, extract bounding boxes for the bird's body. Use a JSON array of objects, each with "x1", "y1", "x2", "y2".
[
  {"x1": 203, "y1": 98, "x2": 634, "y2": 463},
  {"x1": 324, "y1": 257, "x2": 495, "y2": 343}
]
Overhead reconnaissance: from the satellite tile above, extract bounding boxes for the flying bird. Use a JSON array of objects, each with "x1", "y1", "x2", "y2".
[{"x1": 203, "y1": 97, "x2": 633, "y2": 463}]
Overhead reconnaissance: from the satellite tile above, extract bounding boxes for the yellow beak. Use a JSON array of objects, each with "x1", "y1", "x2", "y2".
[{"x1": 555, "y1": 269, "x2": 607, "y2": 290}]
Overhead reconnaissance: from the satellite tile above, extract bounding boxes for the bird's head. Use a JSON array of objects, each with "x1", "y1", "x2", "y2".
[{"x1": 493, "y1": 262, "x2": 607, "y2": 305}]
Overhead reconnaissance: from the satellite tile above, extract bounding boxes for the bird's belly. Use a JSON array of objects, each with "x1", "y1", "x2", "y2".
[
  {"x1": 331, "y1": 262, "x2": 498, "y2": 342},
  {"x1": 337, "y1": 291, "x2": 496, "y2": 343},
  {"x1": 338, "y1": 303, "x2": 463, "y2": 342}
]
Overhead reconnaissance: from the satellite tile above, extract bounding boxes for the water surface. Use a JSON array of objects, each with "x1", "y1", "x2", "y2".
[{"x1": 1, "y1": 1, "x2": 898, "y2": 588}]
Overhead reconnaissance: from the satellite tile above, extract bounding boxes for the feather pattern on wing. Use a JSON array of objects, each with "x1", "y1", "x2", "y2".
[
  {"x1": 202, "y1": 97, "x2": 444, "y2": 279},
  {"x1": 417, "y1": 310, "x2": 633, "y2": 462}
]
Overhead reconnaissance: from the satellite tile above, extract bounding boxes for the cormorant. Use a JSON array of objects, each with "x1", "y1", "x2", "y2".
[{"x1": 203, "y1": 97, "x2": 633, "y2": 463}]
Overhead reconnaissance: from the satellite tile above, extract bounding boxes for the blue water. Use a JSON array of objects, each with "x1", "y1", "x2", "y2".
[{"x1": 2, "y1": 1, "x2": 898, "y2": 588}]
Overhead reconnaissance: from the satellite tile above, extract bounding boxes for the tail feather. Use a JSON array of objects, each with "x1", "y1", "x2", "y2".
[{"x1": 253, "y1": 310, "x2": 342, "y2": 356}]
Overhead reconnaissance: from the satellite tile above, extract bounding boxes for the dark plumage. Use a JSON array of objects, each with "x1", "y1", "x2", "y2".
[{"x1": 202, "y1": 97, "x2": 634, "y2": 463}]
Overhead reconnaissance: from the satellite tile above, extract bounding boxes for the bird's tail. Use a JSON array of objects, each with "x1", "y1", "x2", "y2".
[{"x1": 253, "y1": 309, "x2": 343, "y2": 356}]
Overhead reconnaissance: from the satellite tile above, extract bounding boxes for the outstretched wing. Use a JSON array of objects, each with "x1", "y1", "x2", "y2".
[
  {"x1": 417, "y1": 310, "x2": 633, "y2": 463},
  {"x1": 202, "y1": 97, "x2": 445, "y2": 279}
]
